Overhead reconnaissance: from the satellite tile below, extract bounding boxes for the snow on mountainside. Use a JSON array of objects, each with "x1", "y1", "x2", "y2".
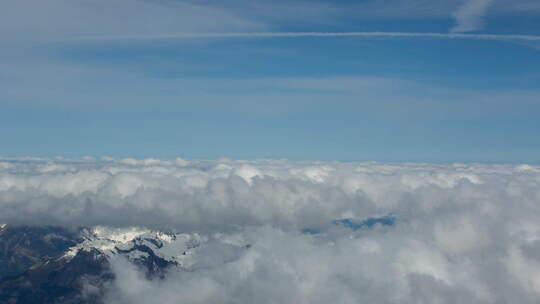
[
  {"x1": 63, "y1": 226, "x2": 207, "y2": 270},
  {"x1": 61, "y1": 225, "x2": 253, "y2": 275},
  {"x1": 0, "y1": 224, "x2": 250, "y2": 303}
]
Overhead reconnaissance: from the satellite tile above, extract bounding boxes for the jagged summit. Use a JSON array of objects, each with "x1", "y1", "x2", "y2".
[{"x1": 63, "y1": 226, "x2": 206, "y2": 271}]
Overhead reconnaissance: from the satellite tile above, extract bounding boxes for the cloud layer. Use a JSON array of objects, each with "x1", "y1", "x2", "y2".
[{"x1": 3, "y1": 158, "x2": 540, "y2": 302}]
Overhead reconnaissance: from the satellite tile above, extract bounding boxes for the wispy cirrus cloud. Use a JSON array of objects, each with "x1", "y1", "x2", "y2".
[
  {"x1": 0, "y1": 0, "x2": 265, "y2": 44},
  {"x1": 451, "y1": 0, "x2": 494, "y2": 33}
]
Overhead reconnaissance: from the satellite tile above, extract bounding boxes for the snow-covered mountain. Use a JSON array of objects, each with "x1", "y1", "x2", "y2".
[
  {"x1": 0, "y1": 224, "x2": 249, "y2": 304},
  {"x1": 65, "y1": 226, "x2": 200, "y2": 270},
  {"x1": 0, "y1": 214, "x2": 394, "y2": 303}
]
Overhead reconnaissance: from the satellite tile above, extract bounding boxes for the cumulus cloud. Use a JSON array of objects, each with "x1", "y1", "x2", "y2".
[
  {"x1": 3, "y1": 158, "x2": 540, "y2": 302},
  {"x1": 451, "y1": 0, "x2": 494, "y2": 33}
]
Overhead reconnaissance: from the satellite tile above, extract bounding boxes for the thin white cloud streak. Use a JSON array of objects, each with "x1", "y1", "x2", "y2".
[
  {"x1": 73, "y1": 31, "x2": 540, "y2": 42},
  {"x1": 451, "y1": 0, "x2": 494, "y2": 33}
]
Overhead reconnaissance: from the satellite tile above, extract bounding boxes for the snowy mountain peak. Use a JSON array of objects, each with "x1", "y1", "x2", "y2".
[{"x1": 64, "y1": 226, "x2": 205, "y2": 269}]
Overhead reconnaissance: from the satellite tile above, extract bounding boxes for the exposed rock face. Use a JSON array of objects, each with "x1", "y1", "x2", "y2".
[
  {"x1": 0, "y1": 248, "x2": 111, "y2": 304},
  {"x1": 0, "y1": 225, "x2": 79, "y2": 280}
]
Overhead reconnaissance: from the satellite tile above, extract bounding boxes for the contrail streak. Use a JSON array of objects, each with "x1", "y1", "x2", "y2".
[{"x1": 75, "y1": 31, "x2": 540, "y2": 42}]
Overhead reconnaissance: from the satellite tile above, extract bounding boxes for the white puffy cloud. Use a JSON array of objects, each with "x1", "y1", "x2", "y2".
[{"x1": 3, "y1": 157, "x2": 540, "y2": 302}]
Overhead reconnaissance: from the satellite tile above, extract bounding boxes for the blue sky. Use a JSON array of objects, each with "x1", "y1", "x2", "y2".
[{"x1": 1, "y1": 0, "x2": 540, "y2": 162}]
